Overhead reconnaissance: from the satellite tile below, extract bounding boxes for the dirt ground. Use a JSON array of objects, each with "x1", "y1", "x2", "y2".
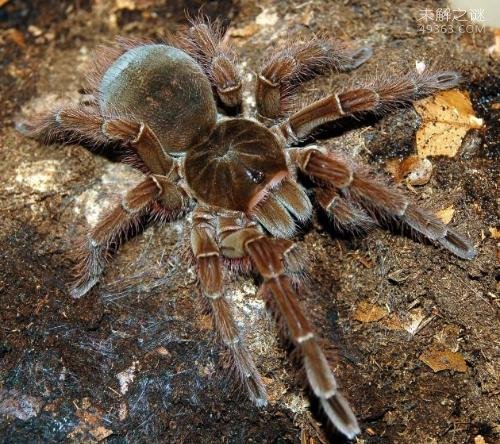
[{"x1": 0, "y1": 0, "x2": 498, "y2": 443}]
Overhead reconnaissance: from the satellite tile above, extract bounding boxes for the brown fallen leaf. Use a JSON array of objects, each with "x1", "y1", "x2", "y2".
[
  {"x1": 90, "y1": 426, "x2": 113, "y2": 441},
  {"x1": 386, "y1": 155, "x2": 433, "y2": 185},
  {"x1": 489, "y1": 227, "x2": 500, "y2": 239},
  {"x1": 382, "y1": 313, "x2": 404, "y2": 330},
  {"x1": 419, "y1": 347, "x2": 467, "y2": 373},
  {"x1": 299, "y1": 7, "x2": 314, "y2": 26},
  {"x1": 382, "y1": 307, "x2": 426, "y2": 334},
  {"x1": 114, "y1": 0, "x2": 153, "y2": 11},
  {"x1": 353, "y1": 301, "x2": 388, "y2": 323},
  {"x1": 436, "y1": 205, "x2": 455, "y2": 224},
  {"x1": 6, "y1": 29, "x2": 26, "y2": 48},
  {"x1": 487, "y1": 29, "x2": 500, "y2": 58},
  {"x1": 414, "y1": 89, "x2": 484, "y2": 158},
  {"x1": 228, "y1": 23, "x2": 261, "y2": 38},
  {"x1": 255, "y1": 9, "x2": 278, "y2": 26},
  {"x1": 474, "y1": 435, "x2": 487, "y2": 444},
  {"x1": 27, "y1": 25, "x2": 43, "y2": 37},
  {"x1": 114, "y1": 0, "x2": 137, "y2": 9},
  {"x1": 155, "y1": 346, "x2": 170, "y2": 357},
  {"x1": 366, "y1": 427, "x2": 377, "y2": 436}
]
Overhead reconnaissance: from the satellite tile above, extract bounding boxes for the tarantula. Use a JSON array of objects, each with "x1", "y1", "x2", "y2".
[{"x1": 18, "y1": 18, "x2": 475, "y2": 439}]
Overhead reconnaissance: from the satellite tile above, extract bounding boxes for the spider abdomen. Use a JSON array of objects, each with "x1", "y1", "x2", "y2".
[
  {"x1": 99, "y1": 44, "x2": 217, "y2": 154},
  {"x1": 184, "y1": 119, "x2": 288, "y2": 212}
]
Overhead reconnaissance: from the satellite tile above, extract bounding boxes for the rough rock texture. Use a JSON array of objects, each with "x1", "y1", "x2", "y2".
[{"x1": 0, "y1": 1, "x2": 498, "y2": 443}]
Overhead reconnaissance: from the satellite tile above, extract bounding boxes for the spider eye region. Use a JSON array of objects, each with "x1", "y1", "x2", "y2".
[
  {"x1": 245, "y1": 167, "x2": 265, "y2": 184},
  {"x1": 98, "y1": 44, "x2": 217, "y2": 154},
  {"x1": 185, "y1": 119, "x2": 288, "y2": 212}
]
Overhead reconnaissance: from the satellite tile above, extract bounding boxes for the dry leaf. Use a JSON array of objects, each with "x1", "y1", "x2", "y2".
[
  {"x1": 382, "y1": 313, "x2": 403, "y2": 330},
  {"x1": 228, "y1": 23, "x2": 261, "y2": 38},
  {"x1": 90, "y1": 426, "x2": 113, "y2": 441},
  {"x1": 489, "y1": 227, "x2": 500, "y2": 239},
  {"x1": 414, "y1": 89, "x2": 484, "y2": 158},
  {"x1": 78, "y1": 410, "x2": 101, "y2": 426},
  {"x1": 156, "y1": 346, "x2": 169, "y2": 356},
  {"x1": 115, "y1": 0, "x2": 136, "y2": 9},
  {"x1": 6, "y1": 29, "x2": 26, "y2": 48},
  {"x1": 436, "y1": 205, "x2": 455, "y2": 224},
  {"x1": 366, "y1": 427, "x2": 377, "y2": 436},
  {"x1": 114, "y1": 0, "x2": 153, "y2": 11},
  {"x1": 27, "y1": 25, "x2": 42, "y2": 37},
  {"x1": 487, "y1": 29, "x2": 500, "y2": 57},
  {"x1": 255, "y1": 9, "x2": 278, "y2": 26},
  {"x1": 381, "y1": 307, "x2": 426, "y2": 334},
  {"x1": 474, "y1": 435, "x2": 487, "y2": 444},
  {"x1": 403, "y1": 307, "x2": 426, "y2": 335},
  {"x1": 299, "y1": 8, "x2": 314, "y2": 26},
  {"x1": 419, "y1": 347, "x2": 467, "y2": 372},
  {"x1": 386, "y1": 155, "x2": 433, "y2": 185},
  {"x1": 353, "y1": 301, "x2": 388, "y2": 323}
]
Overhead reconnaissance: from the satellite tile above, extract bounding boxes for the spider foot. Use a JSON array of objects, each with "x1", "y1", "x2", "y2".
[
  {"x1": 229, "y1": 344, "x2": 268, "y2": 407},
  {"x1": 437, "y1": 228, "x2": 476, "y2": 260},
  {"x1": 320, "y1": 393, "x2": 360, "y2": 439},
  {"x1": 71, "y1": 237, "x2": 106, "y2": 298},
  {"x1": 70, "y1": 275, "x2": 100, "y2": 299}
]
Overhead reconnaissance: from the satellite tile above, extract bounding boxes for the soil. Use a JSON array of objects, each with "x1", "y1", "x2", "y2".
[{"x1": 0, "y1": 1, "x2": 498, "y2": 443}]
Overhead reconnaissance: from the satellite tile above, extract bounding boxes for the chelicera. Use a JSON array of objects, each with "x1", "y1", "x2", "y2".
[{"x1": 18, "y1": 18, "x2": 475, "y2": 439}]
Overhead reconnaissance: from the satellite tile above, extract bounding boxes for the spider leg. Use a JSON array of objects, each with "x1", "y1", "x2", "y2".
[
  {"x1": 256, "y1": 39, "x2": 372, "y2": 119},
  {"x1": 315, "y1": 187, "x2": 376, "y2": 233},
  {"x1": 17, "y1": 106, "x2": 174, "y2": 175},
  {"x1": 291, "y1": 148, "x2": 476, "y2": 259},
  {"x1": 251, "y1": 178, "x2": 313, "y2": 238},
  {"x1": 17, "y1": 105, "x2": 109, "y2": 146},
  {"x1": 176, "y1": 18, "x2": 242, "y2": 109},
  {"x1": 274, "y1": 70, "x2": 460, "y2": 143},
  {"x1": 191, "y1": 214, "x2": 268, "y2": 406},
  {"x1": 73, "y1": 175, "x2": 187, "y2": 298},
  {"x1": 220, "y1": 227, "x2": 360, "y2": 439}
]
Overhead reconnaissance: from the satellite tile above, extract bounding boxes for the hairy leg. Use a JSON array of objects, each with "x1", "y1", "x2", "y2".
[
  {"x1": 256, "y1": 38, "x2": 372, "y2": 119},
  {"x1": 275, "y1": 70, "x2": 460, "y2": 143},
  {"x1": 291, "y1": 148, "x2": 476, "y2": 259},
  {"x1": 251, "y1": 178, "x2": 313, "y2": 238},
  {"x1": 73, "y1": 175, "x2": 187, "y2": 298},
  {"x1": 191, "y1": 212, "x2": 267, "y2": 406},
  {"x1": 17, "y1": 105, "x2": 174, "y2": 175},
  {"x1": 177, "y1": 18, "x2": 242, "y2": 109},
  {"x1": 315, "y1": 187, "x2": 375, "y2": 232},
  {"x1": 220, "y1": 227, "x2": 359, "y2": 439}
]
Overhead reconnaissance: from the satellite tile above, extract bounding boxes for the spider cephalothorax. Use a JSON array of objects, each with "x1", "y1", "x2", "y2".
[{"x1": 18, "y1": 18, "x2": 475, "y2": 439}]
